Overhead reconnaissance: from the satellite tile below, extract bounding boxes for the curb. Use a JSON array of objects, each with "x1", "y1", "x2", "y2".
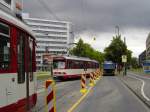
[{"x1": 120, "y1": 77, "x2": 150, "y2": 109}]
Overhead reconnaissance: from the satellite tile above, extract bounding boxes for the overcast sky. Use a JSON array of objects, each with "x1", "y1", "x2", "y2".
[{"x1": 23, "y1": 0, "x2": 150, "y2": 57}]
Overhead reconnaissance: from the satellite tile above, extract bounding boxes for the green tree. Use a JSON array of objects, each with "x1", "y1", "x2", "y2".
[
  {"x1": 130, "y1": 57, "x2": 139, "y2": 68},
  {"x1": 104, "y1": 35, "x2": 132, "y2": 64},
  {"x1": 70, "y1": 38, "x2": 104, "y2": 64},
  {"x1": 70, "y1": 39, "x2": 85, "y2": 57}
]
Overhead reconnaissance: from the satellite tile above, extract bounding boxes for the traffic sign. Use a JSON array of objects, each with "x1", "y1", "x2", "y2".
[{"x1": 122, "y1": 55, "x2": 127, "y2": 62}]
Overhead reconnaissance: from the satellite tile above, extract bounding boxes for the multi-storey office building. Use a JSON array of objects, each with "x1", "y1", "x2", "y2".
[
  {"x1": 138, "y1": 50, "x2": 146, "y2": 66},
  {"x1": 23, "y1": 14, "x2": 74, "y2": 70},
  {"x1": 146, "y1": 33, "x2": 150, "y2": 60}
]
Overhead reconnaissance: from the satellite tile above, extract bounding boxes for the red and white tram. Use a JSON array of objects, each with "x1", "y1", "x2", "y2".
[
  {"x1": 53, "y1": 56, "x2": 99, "y2": 79},
  {"x1": 0, "y1": 8, "x2": 37, "y2": 112}
]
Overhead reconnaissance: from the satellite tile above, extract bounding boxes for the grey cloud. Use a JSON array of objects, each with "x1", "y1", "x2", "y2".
[{"x1": 23, "y1": 0, "x2": 150, "y2": 33}]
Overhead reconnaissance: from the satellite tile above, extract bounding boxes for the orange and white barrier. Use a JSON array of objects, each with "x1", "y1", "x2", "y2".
[
  {"x1": 96, "y1": 70, "x2": 99, "y2": 79},
  {"x1": 97, "y1": 69, "x2": 100, "y2": 78},
  {"x1": 45, "y1": 80, "x2": 56, "y2": 112},
  {"x1": 89, "y1": 73, "x2": 94, "y2": 87},
  {"x1": 80, "y1": 74, "x2": 87, "y2": 94},
  {"x1": 93, "y1": 72, "x2": 97, "y2": 80}
]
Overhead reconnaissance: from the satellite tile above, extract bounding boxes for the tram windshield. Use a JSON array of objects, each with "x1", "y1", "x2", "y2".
[
  {"x1": 53, "y1": 61, "x2": 65, "y2": 69},
  {"x1": 0, "y1": 22, "x2": 10, "y2": 70}
]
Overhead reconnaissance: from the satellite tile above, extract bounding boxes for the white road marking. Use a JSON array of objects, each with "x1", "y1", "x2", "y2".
[
  {"x1": 129, "y1": 72, "x2": 150, "y2": 80},
  {"x1": 128, "y1": 75, "x2": 150, "y2": 101}
]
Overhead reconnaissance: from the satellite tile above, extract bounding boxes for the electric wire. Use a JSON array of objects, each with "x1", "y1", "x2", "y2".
[{"x1": 37, "y1": 0, "x2": 61, "y2": 21}]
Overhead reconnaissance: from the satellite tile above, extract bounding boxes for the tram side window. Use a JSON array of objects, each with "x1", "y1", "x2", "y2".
[
  {"x1": 53, "y1": 60, "x2": 65, "y2": 69},
  {"x1": 29, "y1": 37, "x2": 33, "y2": 81},
  {"x1": 17, "y1": 32, "x2": 25, "y2": 83},
  {"x1": 0, "y1": 22, "x2": 10, "y2": 70}
]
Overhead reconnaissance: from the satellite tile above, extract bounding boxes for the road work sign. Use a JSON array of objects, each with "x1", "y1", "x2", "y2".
[{"x1": 122, "y1": 55, "x2": 127, "y2": 62}]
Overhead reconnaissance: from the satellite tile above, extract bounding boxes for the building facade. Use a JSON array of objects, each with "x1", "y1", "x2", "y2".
[
  {"x1": 138, "y1": 50, "x2": 146, "y2": 66},
  {"x1": 146, "y1": 33, "x2": 150, "y2": 60},
  {"x1": 23, "y1": 14, "x2": 74, "y2": 70}
]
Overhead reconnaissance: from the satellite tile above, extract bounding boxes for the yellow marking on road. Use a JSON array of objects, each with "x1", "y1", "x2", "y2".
[
  {"x1": 68, "y1": 76, "x2": 103, "y2": 112},
  {"x1": 67, "y1": 86, "x2": 93, "y2": 112}
]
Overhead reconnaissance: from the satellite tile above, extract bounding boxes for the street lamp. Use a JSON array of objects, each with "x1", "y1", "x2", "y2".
[
  {"x1": 115, "y1": 25, "x2": 120, "y2": 36},
  {"x1": 67, "y1": 43, "x2": 77, "y2": 56}
]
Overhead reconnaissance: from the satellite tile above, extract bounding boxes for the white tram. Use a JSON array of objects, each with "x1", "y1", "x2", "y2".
[
  {"x1": 0, "y1": 7, "x2": 37, "y2": 112},
  {"x1": 53, "y1": 56, "x2": 100, "y2": 79}
]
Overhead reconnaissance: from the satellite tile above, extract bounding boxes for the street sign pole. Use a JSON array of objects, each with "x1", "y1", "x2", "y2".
[
  {"x1": 125, "y1": 63, "x2": 127, "y2": 75},
  {"x1": 122, "y1": 55, "x2": 127, "y2": 76}
]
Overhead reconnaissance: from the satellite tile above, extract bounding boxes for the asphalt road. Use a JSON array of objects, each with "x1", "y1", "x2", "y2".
[
  {"x1": 35, "y1": 78, "x2": 86, "y2": 112},
  {"x1": 127, "y1": 73, "x2": 150, "y2": 102},
  {"x1": 74, "y1": 76, "x2": 150, "y2": 112}
]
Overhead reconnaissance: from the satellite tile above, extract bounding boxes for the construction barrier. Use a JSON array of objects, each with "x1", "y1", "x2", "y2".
[
  {"x1": 89, "y1": 73, "x2": 94, "y2": 87},
  {"x1": 98, "y1": 69, "x2": 100, "y2": 78},
  {"x1": 80, "y1": 73, "x2": 87, "y2": 94},
  {"x1": 96, "y1": 70, "x2": 99, "y2": 80},
  {"x1": 45, "y1": 80, "x2": 56, "y2": 112},
  {"x1": 93, "y1": 72, "x2": 97, "y2": 81}
]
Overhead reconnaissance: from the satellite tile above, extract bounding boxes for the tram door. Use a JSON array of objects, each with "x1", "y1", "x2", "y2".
[
  {"x1": 17, "y1": 33, "x2": 33, "y2": 111},
  {"x1": 25, "y1": 36, "x2": 34, "y2": 110}
]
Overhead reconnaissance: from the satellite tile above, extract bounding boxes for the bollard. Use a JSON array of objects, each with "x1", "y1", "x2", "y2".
[
  {"x1": 80, "y1": 74, "x2": 87, "y2": 94},
  {"x1": 45, "y1": 80, "x2": 56, "y2": 112},
  {"x1": 99, "y1": 69, "x2": 101, "y2": 77},
  {"x1": 89, "y1": 73, "x2": 94, "y2": 87},
  {"x1": 100, "y1": 69, "x2": 102, "y2": 77},
  {"x1": 93, "y1": 72, "x2": 97, "y2": 80},
  {"x1": 98, "y1": 69, "x2": 100, "y2": 78},
  {"x1": 96, "y1": 70, "x2": 100, "y2": 80}
]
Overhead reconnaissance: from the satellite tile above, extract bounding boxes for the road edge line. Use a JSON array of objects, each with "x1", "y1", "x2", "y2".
[
  {"x1": 67, "y1": 85, "x2": 93, "y2": 112},
  {"x1": 128, "y1": 75, "x2": 150, "y2": 101},
  {"x1": 129, "y1": 72, "x2": 150, "y2": 80},
  {"x1": 67, "y1": 76, "x2": 102, "y2": 112},
  {"x1": 120, "y1": 77, "x2": 150, "y2": 109},
  {"x1": 67, "y1": 81, "x2": 97, "y2": 112}
]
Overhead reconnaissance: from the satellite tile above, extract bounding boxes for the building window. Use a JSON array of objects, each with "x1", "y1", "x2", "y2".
[
  {"x1": 33, "y1": 30, "x2": 67, "y2": 35},
  {"x1": 0, "y1": 0, "x2": 12, "y2": 8},
  {"x1": 0, "y1": 22, "x2": 10, "y2": 70},
  {"x1": 29, "y1": 37, "x2": 34, "y2": 81}
]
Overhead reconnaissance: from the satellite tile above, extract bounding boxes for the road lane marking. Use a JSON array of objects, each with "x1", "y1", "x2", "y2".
[
  {"x1": 67, "y1": 86, "x2": 93, "y2": 112},
  {"x1": 128, "y1": 75, "x2": 150, "y2": 101},
  {"x1": 67, "y1": 79, "x2": 100, "y2": 112},
  {"x1": 129, "y1": 72, "x2": 150, "y2": 80}
]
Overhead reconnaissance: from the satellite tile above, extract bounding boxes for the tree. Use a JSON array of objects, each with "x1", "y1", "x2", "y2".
[
  {"x1": 70, "y1": 38, "x2": 104, "y2": 64},
  {"x1": 70, "y1": 39, "x2": 85, "y2": 57},
  {"x1": 130, "y1": 57, "x2": 139, "y2": 68},
  {"x1": 104, "y1": 35, "x2": 132, "y2": 65}
]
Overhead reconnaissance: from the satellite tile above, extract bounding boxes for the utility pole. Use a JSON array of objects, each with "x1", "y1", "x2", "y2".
[
  {"x1": 124, "y1": 37, "x2": 127, "y2": 76},
  {"x1": 115, "y1": 25, "x2": 120, "y2": 74},
  {"x1": 67, "y1": 43, "x2": 77, "y2": 56},
  {"x1": 115, "y1": 25, "x2": 120, "y2": 36}
]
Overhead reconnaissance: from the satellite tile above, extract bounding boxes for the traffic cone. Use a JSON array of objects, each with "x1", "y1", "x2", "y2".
[{"x1": 80, "y1": 74, "x2": 87, "y2": 94}]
